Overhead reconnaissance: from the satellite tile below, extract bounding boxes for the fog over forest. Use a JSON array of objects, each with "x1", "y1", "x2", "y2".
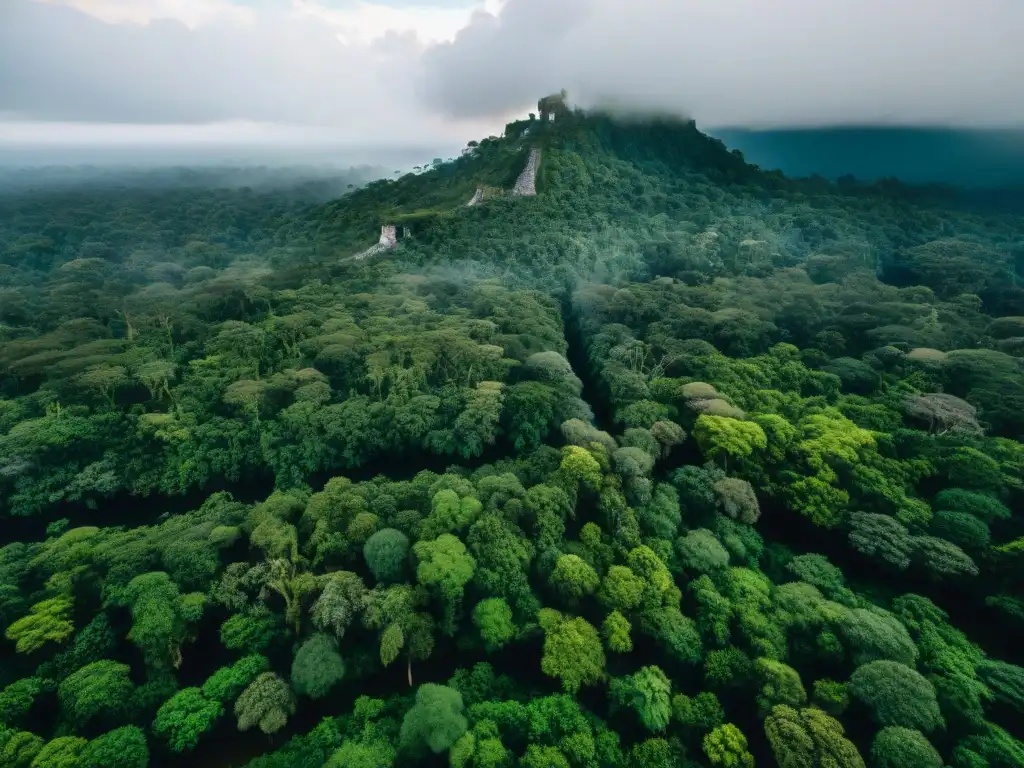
[{"x1": 5, "y1": 127, "x2": 1024, "y2": 190}]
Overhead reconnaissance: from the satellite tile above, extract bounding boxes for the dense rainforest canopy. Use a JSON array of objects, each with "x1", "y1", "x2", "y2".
[{"x1": 1, "y1": 102, "x2": 1023, "y2": 768}]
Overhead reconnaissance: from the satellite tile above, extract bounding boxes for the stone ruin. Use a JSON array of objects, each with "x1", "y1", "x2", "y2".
[
  {"x1": 379, "y1": 225, "x2": 398, "y2": 248},
  {"x1": 512, "y1": 149, "x2": 540, "y2": 196},
  {"x1": 465, "y1": 148, "x2": 541, "y2": 206},
  {"x1": 538, "y1": 90, "x2": 569, "y2": 122},
  {"x1": 348, "y1": 224, "x2": 400, "y2": 261}
]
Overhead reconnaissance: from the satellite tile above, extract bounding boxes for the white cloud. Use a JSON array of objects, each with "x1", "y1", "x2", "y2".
[
  {"x1": 0, "y1": 0, "x2": 503, "y2": 146},
  {"x1": 293, "y1": 0, "x2": 505, "y2": 46},
  {"x1": 418, "y1": 0, "x2": 1024, "y2": 128},
  {"x1": 1, "y1": 0, "x2": 1022, "y2": 157},
  {"x1": 35, "y1": 0, "x2": 505, "y2": 43},
  {"x1": 35, "y1": 0, "x2": 256, "y2": 28}
]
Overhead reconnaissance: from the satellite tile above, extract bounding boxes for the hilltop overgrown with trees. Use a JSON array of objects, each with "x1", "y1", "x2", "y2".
[{"x1": 1, "y1": 98, "x2": 1023, "y2": 768}]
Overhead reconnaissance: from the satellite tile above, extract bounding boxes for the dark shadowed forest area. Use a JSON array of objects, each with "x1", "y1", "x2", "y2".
[{"x1": 1, "y1": 98, "x2": 1023, "y2": 768}]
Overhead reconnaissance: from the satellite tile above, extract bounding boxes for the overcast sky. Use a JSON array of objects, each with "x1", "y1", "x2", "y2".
[{"x1": 1, "y1": 0, "x2": 1022, "y2": 152}]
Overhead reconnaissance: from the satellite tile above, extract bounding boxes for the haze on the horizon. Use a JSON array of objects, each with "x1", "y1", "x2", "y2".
[{"x1": 1, "y1": 0, "x2": 1022, "y2": 175}]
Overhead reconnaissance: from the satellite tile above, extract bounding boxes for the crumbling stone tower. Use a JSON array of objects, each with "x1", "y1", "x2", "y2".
[
  {"x1": 379, "y1": 225, "x2": 398, "y2": 247},
  {"x1": 538, "y1": 89, "x2": 569, "y2": 122}
]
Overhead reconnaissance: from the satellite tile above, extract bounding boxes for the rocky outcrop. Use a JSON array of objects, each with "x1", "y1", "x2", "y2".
[
  {"x1": 512, "y1": 149, "x2": 540, "y2": 196},
  {"x1": 466, "y1": 187, "x2": 485, "y2": 207}
]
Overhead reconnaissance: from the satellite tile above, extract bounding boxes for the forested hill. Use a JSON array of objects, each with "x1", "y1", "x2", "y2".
[
  {"x1": 1, "y1": 102, "x2": 1023, "y2": 768},
  {"x1": 710, "y1": 127, "x2": 1024, "y2": 188}
]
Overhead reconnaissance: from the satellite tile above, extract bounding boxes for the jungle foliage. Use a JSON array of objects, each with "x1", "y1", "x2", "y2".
[{"x1": 1, "y1": 102, "x2": 1023, "y2": 768}]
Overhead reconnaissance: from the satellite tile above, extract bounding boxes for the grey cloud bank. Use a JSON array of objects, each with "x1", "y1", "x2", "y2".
[
  {"x1": 1, "y1": 0, "x2": 1022, "y2": 158},
  {"x1": 418, "y1": 0, "x2": 1024, "y2": 129},
  {"x1": 0, "y1": 0, "x2": 497, "y2": 145}
]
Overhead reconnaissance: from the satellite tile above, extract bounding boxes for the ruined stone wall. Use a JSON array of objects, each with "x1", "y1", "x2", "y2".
[
  {"x1": 512, "y1": 149, "x2": 540, "y2": 196},
  {"x1": 379, "y1": 225, "x2": 398, "y2": 247},
  {"x1": 357, "y1": 147, "x2": 541, "y2": 259},
  {"x1": 350, "y1": 224, "x2": 399, "y2": 261}
]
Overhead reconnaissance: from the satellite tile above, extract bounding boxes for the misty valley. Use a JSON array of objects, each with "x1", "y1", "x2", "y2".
[{"x1": 1, "y1": 99, "x2": 1023, "y2": 768}]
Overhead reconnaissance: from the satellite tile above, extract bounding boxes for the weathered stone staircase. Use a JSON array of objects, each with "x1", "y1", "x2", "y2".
[
  {"x1": 512, "y1": 148, "x2": 540, "y2": 196},
  {"x1": 351, "y1": 225, "x2": 399, "y2": 261},
  {"x1": 353, "y1": 148, "x2": 541, "y2": 261}
]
